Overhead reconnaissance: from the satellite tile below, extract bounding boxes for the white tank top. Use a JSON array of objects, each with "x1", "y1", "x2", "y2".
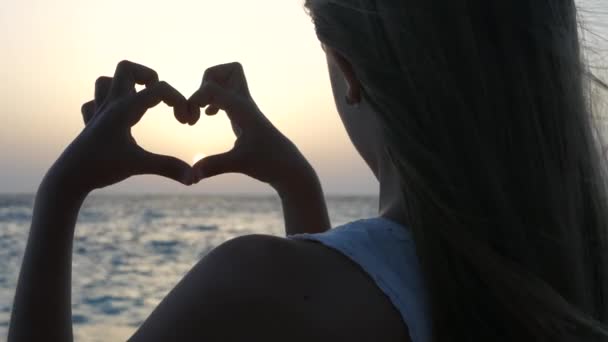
[{"x1": 287, "y1": 217, "x2": 431, "y2": 342}]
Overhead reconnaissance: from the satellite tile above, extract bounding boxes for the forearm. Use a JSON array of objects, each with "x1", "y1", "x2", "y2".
[
  {"x1": 8, "y1": 174, "x2": 86, "y2": 342},
  {"x1": 274, "y1": 168, "x2": 331, "y2": 236}
]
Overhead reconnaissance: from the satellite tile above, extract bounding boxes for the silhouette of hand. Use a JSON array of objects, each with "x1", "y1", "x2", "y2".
[
  {"x1": 189, "y1": 62, "x2": 314, "y2": 190},
  {"x1": 51, "y1": 61, "x2": 194, "y2": 194}
]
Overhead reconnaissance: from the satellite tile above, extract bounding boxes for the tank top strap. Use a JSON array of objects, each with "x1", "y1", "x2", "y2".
[{"x1": 288, "y1": 217, "x2": 431, "y2": 342}]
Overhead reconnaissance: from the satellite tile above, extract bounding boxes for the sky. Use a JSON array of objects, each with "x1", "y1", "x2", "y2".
[{"x1": 0, "y1": 0, "x2": 607, "y2": 195}]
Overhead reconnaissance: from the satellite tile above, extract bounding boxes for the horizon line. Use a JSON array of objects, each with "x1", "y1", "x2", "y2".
[{"x1": 0, "y1": 192, "x2": 379, "y2": 198}]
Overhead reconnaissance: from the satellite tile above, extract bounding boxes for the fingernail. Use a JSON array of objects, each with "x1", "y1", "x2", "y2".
[{"x1": 189, "y1": 102, "x2": 200, "y2": 116}]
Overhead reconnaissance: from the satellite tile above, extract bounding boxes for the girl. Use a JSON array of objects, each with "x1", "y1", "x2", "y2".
[{"x1": 9, "y1": 0, "x2": 608, "y2": 341}]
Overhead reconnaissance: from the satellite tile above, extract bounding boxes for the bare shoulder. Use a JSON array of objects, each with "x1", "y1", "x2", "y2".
[{"x1": 130, "y1": 234, "x2": 410, "y2": 342}]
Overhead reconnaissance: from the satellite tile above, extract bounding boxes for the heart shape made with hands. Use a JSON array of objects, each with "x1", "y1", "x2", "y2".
[
  {"x1": 81, "y1": 61, "x2": 260, "y2": 187},
  {"x1": 131, "y1": 99, "x2": 235, "y2": 166}
]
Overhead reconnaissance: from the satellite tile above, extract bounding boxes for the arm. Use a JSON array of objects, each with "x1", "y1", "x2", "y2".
[
  {"x1": 190, "y1": 63, "x2": 331, "y2": 236},
  {"x1": 8, "y1": 61, "x2": 195, "y2": 341},
  {"x1": 273, "y1": 166, "x2": 330, "y2": 236},
  {"x1": 8, "y1": 177, "x2": 86, "y2": 341}
]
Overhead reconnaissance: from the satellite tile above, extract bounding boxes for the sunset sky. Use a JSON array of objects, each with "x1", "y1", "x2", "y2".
[{"x1": 1, "y1": 0, "x2": 607, "y2": 195}]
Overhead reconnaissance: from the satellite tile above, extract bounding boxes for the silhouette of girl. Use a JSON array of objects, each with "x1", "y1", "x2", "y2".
[{"x1": 9, "y1": 1, "x2": 608, "y2": 341}]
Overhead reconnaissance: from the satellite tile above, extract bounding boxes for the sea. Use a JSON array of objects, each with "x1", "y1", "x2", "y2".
[{"x1": 0, "y1": 194, "x2": 378, "y2": 341}]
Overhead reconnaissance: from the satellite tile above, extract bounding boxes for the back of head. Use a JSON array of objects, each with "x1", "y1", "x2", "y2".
[{"x1": 306, "y1": 0, "x2": 608, "y2": 340}]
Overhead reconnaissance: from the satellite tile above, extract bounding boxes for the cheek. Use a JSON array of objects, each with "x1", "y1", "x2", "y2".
[
  {"x1": 339, "y1": 105, "x2": 381, "y2": 161},
  {"x1": 328, "y1": 63, "x2": 381, "y2": 167},
  {"x1": 327, "y1": 58, "x2": 348, "y2": 112},
  {"x1": 327, "y1": 59, "x2": 362, "y2": 131},
  {"x1": 326, "y1": 54, "x2": 382, "y2": 170}
]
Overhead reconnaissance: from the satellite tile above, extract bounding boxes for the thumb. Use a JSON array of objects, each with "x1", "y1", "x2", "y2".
[
  {"x1": 137, "y1": 151, "x2": 194, "y2": 185},
  {"x1": 193, "y1": 150, "x2": 240, "y2": 182}
]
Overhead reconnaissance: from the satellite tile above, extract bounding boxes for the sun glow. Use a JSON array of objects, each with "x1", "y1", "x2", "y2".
[{"x1": 192, "y1": 153, "x2": 207, "y2": 165}]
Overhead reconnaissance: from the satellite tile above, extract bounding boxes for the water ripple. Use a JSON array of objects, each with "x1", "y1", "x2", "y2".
[{"x1": 0, "y1": 194, "x2": 378, "y2": 341}]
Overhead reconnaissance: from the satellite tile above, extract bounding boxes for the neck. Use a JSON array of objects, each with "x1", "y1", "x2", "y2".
[{"x1": 378, "y1": 158, "x2": 408, "y2": 226}]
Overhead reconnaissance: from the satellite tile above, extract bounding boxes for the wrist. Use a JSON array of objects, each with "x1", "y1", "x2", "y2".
[
  {"x1": 272, "y1": 165, "x2": 331, "y2": 235},
  {"x1": 272, "y1": 166, "x2": 323, "y2": 201},
  {"x1": 39, "y1": 164, "x2": 91, "y2": 204}
]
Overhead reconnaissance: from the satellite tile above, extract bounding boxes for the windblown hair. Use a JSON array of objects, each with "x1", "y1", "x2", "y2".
[{"x1": 306, "y1": 0, "x2": 608, "y2": 340}]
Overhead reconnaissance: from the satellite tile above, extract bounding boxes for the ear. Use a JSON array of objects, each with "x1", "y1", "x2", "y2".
[{"x1": 326, "y1": 46, "x2": 362, "y2": 104}]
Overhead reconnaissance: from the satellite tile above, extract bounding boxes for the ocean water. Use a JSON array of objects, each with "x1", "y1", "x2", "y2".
[{"x1": 0, "y1": 194, "x2": 378, "y2": 341}]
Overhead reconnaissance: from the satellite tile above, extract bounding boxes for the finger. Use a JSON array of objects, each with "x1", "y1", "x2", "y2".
[
  {"x1": 109, "y1": 60, "x2": 159, "y2": 98},
  {"x1": 231, "y1": 121, "x2": 243, "y2": 137},
  {"x1": 193, "y1": 150, "x2": 240, "y2": 182},
  {"x1": 138, "y1": 151, "x2": 194, "y2": 185},
  {"x1": 125, "y1": 81, "x2": 189, "y2": 126},
  {"x1": 189, "y1": 81, "x2": 250, "y2": 125},
  {"x1": 173, "y1": 104, "x2": 190, "y2": 125},
  {"x1": 81, "y1": 100, "x2": 96, "y2": 124},
  {"x1": 188, "y1": 102, "x2": 201, "y2": 126},
  {"x1": 201, "y1": 62, "x2": 247, "y2": 86},
  {"x1": 201, "y1": 63, "x2": 235, "y2": 84},
  {"x1": 94, "y1": 76, "x2": 113, "y2": 107},
  {"x1": 201, "y1": 62, "x2": 253, "y2": 100},
  {"x1": 205, "y1": 105, "x2": 220, "y2": 116}
]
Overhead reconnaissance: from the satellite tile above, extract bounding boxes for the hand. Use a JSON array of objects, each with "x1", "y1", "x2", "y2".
[
  {"x1": 47, "y1": 60, "x2": 195, "y2": 195},
  {"x1": 188, "y1": 62, "x2": 316, "y2": 191}
]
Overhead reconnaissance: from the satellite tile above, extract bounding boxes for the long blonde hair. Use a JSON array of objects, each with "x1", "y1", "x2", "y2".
[{"x1": 307, "y1": 0, "x2": 608, "y2": 340}]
